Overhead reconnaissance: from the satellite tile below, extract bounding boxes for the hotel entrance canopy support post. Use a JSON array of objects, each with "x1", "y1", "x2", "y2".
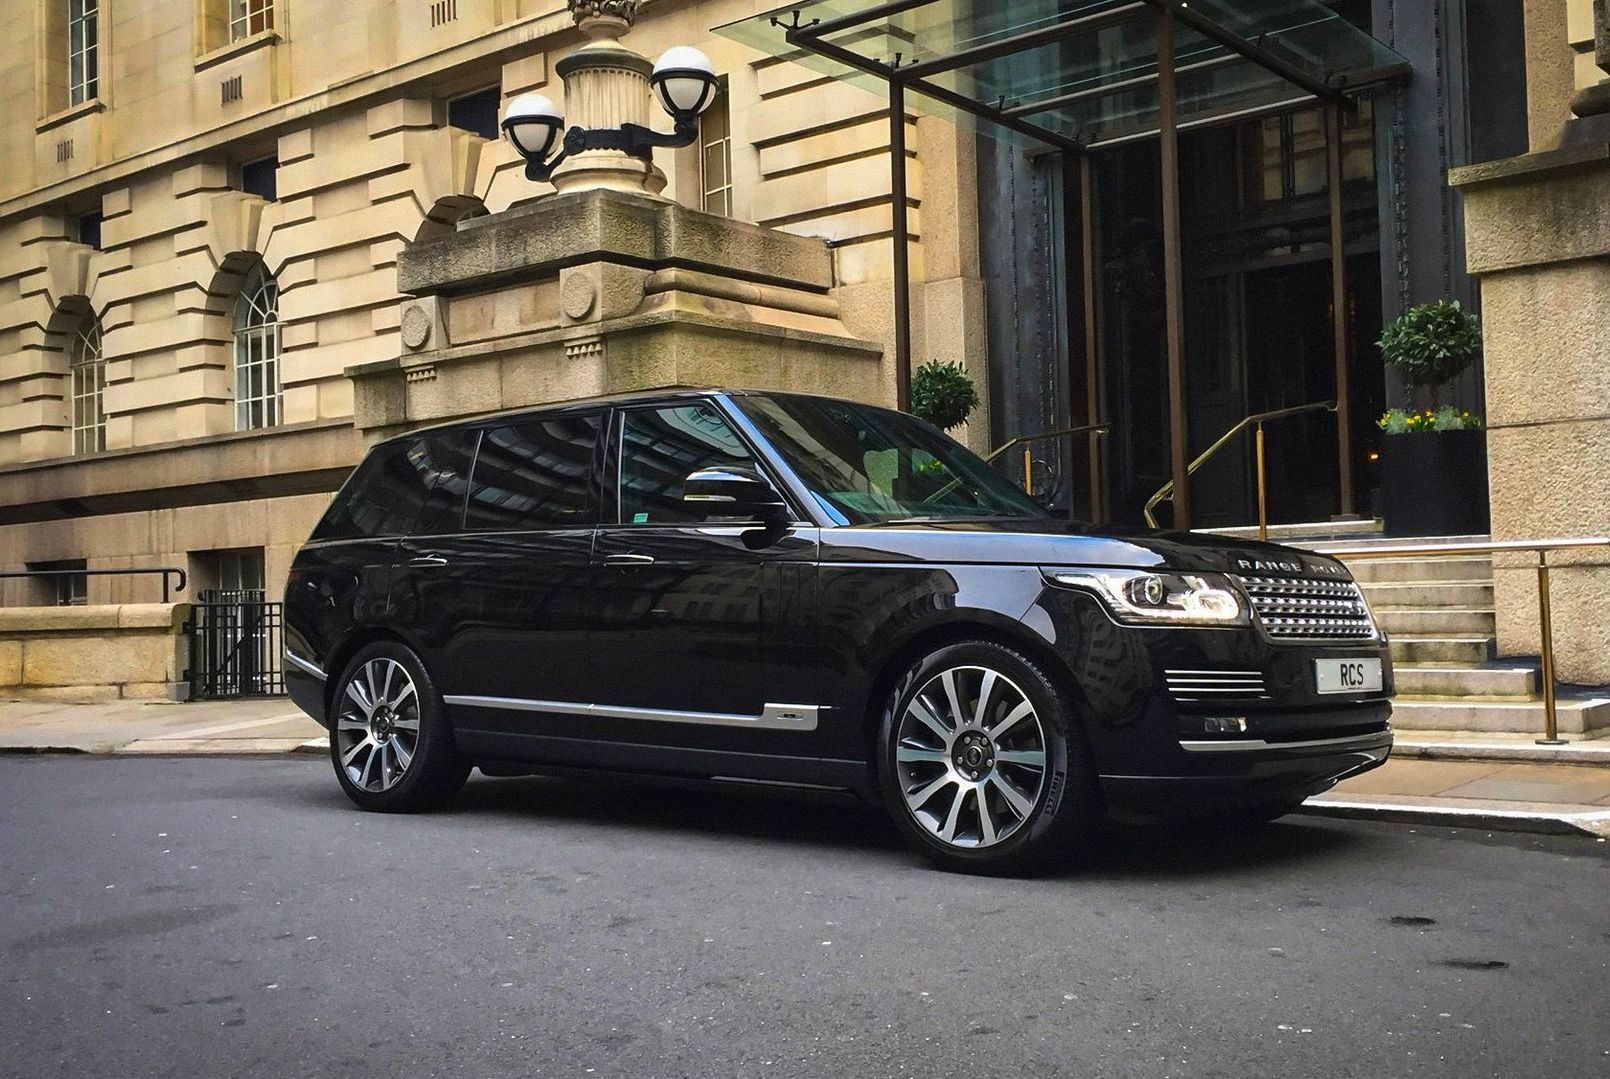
[{"x1": 720, "y1": 1, "x2": 1408, "y2": 527}]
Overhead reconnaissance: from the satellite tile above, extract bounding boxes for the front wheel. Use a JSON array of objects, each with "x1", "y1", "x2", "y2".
[
  {"x1": 328, "y1": 641, "x2": 470, "y2": 812},
  {"x1": 877, "y1": 640, "x2": 1097, "y2": 875}
]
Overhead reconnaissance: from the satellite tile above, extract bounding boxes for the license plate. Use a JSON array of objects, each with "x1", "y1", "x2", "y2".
[{"x1": 1314, "y1": 658, "x2": 1383, "y2": 695}]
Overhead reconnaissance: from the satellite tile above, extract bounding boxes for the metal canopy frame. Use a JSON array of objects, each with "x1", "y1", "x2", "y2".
[{"x1": 764, "y1": 0, "x2": 1405, "y2": 526}]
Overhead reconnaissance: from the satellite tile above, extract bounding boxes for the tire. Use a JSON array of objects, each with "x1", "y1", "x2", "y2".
[
  {"x1": 876, "y1": 640, "x2": 1098, "y2": 875},
  {"x1": 327, "y1": 641, "x2": 470, "y2": 812}
]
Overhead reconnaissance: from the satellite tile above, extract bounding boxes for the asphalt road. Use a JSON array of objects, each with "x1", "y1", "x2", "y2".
[{"x1": 1, "y1": 756, "x2": 1607, "y2": 1079}]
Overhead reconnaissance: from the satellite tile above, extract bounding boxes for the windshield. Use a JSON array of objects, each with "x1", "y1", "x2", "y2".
[{"x1": 734, "y1": 394, "x2": 1048, "y2": 526}]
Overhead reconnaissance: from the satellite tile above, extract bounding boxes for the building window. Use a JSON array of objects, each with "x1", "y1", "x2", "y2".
[
  {"x1": 230, "y1": 0, "x2": 274, "y2": 41},
  {"x1": 29, "y1": 560, "x2": 88, "y2": 606},
  {"x1": 201, "y1": 548, "x2": 266, "y2": 594},
  {"x1": 699, "y1": 87, "x2": 733, "y2": 217},
  {"x1": 74, "y1": 210, "x2": 103, "y2": 250},
  {"x1": 240, "y1": 156, "x2": 278, "y2": 201},
  {"x1": 69, "y1": 316, "x2": 106, "y2": 454},
  {"x1": 446, "y1": 86, "x2": 501, "y2": 140},
  {"x1": 67, "y1": 0, "x2": 99, "y2": 106},
  {"x1": 233, "y1": 265, "x2": 282, "y2": 431}
]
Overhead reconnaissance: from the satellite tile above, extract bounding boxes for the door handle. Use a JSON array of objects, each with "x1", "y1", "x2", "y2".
[
  {"x1": 407, "y1": 554, "x2": 449, "y2": 568},
  {"x1": 603, "y1": 553, "x2": 656, "y2": 567}
]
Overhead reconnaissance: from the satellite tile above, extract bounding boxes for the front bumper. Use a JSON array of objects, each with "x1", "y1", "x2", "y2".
[{"x1": 1035, "y1": 587, "x2": 1394, "y2": 816}]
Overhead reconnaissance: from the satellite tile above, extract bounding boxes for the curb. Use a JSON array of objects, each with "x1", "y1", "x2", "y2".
[
  {"x1": 294, "y1": 737, "x2": 327, "y2": 756},
  {"x1": 1394, "y1": 739, "x2": 1610, "y2": 765},
  {"x1": 1299, "y1": 797, "x2": 1610, "y2": 839}
]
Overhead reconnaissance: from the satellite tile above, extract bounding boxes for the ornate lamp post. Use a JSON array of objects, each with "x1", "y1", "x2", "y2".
[{"x1": 501, "y1": 0, "x2": 719, "y2": 194}]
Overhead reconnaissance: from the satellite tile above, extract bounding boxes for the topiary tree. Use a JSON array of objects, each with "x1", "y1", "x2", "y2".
[
  {"x1": 1377, "y1": 300, "x2": 1482, "y2": 406},
  {"x1": 909, "y1": 360, "x2": 980, "y2": 431}
]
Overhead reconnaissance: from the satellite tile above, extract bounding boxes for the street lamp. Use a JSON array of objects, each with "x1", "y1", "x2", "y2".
[{"x1": 503, "y1": 46, "x2": 719, "y2": 183}]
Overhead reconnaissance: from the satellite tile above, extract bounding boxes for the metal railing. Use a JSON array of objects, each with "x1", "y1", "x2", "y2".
[
  {"x1": 188, "y1": 588, "x2": 284, "y2": 699},
  {"x1": 0, "y1": 566, "x2": 188, "y2": 603},
  {"x1": 1326, "y1": 537, "x2": 1610, "y2": 745},
  {"x1": 986, "y1": 422, "x2": 1112, "y2": 495},
  {"x1": 1144, "y1": 400, "x2": 1337, "y2": 536}
]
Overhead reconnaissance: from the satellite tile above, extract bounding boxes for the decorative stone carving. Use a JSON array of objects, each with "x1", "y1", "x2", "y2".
[
  {"x1": 564, "y1": 336, "x2": 605, "y2": 362},
  {"x1": 569, "y1": 0, "x2": 639, "y2": 34},
  {"x1": 560, "y1": 272, "x2": 598, "y2": 320},
  {"x1": 400, "y1": 302, "x2": 433, "y2": 350}
]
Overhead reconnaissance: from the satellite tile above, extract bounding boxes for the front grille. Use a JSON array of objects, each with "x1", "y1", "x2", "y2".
[
  {"x1": 1164, "y1": 669, "x2": 1269, "y2": 702},
  {"x1": 1234, "y1": 575, "x2": 1377, "y2": 642}
]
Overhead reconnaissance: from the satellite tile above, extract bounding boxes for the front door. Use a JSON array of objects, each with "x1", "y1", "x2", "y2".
[{"x1": 590, "y1": 401, "x2": 818, "y2": 754}]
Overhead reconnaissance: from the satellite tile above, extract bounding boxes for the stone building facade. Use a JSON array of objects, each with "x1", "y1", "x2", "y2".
[
  {"x1": 1453, "y1": 0, "x2": 1610, "y2": 682},
  {"x1": 0, "y1": 0, "x2": 983, "y2": 607}
]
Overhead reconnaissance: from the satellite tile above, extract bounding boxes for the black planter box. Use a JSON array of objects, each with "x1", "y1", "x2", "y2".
[{"x1": 1380, "y1": 428, "x2": 1490, "y2": 537}]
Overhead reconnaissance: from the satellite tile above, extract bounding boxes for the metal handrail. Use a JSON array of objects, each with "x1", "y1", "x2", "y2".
[
  {"x1": 986, "y1": 422, "x2": 1112, "y2": 500},
  {"x1": 1324, "y1": 537, "x2": 1610, "y2": 745},
  {"x1": 0, "y1": 567, "x2": 188, "y2": 603},
  {"x1": 1143, "y1": 400, "x2": 1337, "y2": 535}
]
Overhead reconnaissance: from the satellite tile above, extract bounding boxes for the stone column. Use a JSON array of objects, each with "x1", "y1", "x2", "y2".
[{"x1": 548, "y1": 0, "x2": 666, "y2": 196}]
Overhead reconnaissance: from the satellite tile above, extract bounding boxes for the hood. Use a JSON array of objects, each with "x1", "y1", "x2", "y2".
[{"x1": 822, "y1": 517, "x2": 1353, "y2": 579}]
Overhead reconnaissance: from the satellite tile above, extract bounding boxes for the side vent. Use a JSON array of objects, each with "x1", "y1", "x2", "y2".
[
  {"x1": 222, "y1": 74, "x2": 244, "y2": 106},
  {"x1": 429, "y1": 0, "x2": 459, "y2": 27},
  {"x1": 56, "y1": 139, "x2": 74, "y2": 163}
]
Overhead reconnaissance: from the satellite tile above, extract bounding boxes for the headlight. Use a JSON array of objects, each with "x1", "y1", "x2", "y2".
[{"x1": 1045, "y1": 569, "x2": 1248, "y2": 626}]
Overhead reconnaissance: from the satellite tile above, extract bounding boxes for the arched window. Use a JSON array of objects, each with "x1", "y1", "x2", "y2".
[
  {"x1": 233, "y1": 264, "x2": 282, "y2": 430},
  {"x1": 69, "y1": 316, "x2": 105, "y2": 455}
]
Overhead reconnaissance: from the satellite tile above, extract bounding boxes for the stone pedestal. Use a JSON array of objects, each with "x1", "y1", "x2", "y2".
[
  {"x1": 1452, "y1": 145, "x2": 1610, "y2": 683},
  {"x1": 351, "y1": 189, "x2": 883, "y2": 436}
]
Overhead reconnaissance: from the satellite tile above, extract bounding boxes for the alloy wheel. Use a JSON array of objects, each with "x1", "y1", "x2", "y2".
[
  {"x1": 893, "y1": 665, "x2": 1049, "y2": 849},
  {"x1": 334, "y1": 657, "x2": 421, "y2": 793}
]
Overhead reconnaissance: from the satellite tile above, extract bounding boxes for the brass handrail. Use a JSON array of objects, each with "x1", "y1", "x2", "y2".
[
  {"x1": 986, "y1": 422, "x2": 1112, "y2": 496},
  {"x1": 1324, "y1": 537, "x2": 1610, "y2": 745},
  {"x1": 1143, "y1": 400, "x2": 1337, "y2": 536}
]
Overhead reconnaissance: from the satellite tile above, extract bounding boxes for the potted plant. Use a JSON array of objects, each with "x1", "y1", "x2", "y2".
[
  {"x1": 909, "y1": 359, "x2": 980, "y2": 431},
  {"x1": 1376, "y1": 301, "x2": 1490, "y2": 536}
]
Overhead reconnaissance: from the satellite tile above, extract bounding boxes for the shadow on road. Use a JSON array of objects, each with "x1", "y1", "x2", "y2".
[{"x1": 366, "y1": 770, "x2": 1377, "y2": 879}]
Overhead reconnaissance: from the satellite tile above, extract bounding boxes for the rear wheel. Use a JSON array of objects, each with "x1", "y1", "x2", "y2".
[
  {"x1": 877, "y1": 640, "x2": 1097, "y2": 875},
  {"x1": 328, "y1": 642, "x2": 469, "y2": 812}
]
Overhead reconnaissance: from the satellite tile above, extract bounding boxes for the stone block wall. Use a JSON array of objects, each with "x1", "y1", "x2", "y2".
[{"x1": 0, "y1": 603, "x2": 190, "y2": 701}]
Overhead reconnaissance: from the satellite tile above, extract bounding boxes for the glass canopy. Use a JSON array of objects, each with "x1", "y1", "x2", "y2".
[{"x1": 717, "y1": 0, "x2": 1409, "y2": 149}]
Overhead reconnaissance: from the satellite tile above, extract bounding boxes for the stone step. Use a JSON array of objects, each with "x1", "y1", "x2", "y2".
[
  {"x1": 1307, "y1": 533, "x2": 1488, "y2": 553},
  {"x1": 1375, "y1": 607, "x2": 1496, "y2": 636},
  {"x1": 1390, "y1": 635, "x2": 1496, "y2": 665},
  {"x1": 1347, "y1": 556, "x2": 1493, "y2": 584},
  {"x1": 1361, "y1": 580, "x2": 1495, "y2": 609},
  {"x1": 1390, "y1": 696, "x2": 1610, "y2": 735},
  {"x1": 1393, "y1": 664, "x2": 1540, "y2": 699}
]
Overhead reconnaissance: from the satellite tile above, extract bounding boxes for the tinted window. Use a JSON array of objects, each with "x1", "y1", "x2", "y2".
[
  {"x1": 413, "y1": 431, "x2": 476, "y2": 535},
  {"x1": 310, "y1": 431, "x2": 473, "y2": 540},
  {"x1": 465, "y1": 414, "x2": 601, "y2": 531},
  {"x1": 618, "y1": 403, "x2": 755, "y2": 524}
]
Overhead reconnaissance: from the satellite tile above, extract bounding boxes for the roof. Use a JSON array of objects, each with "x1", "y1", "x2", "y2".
[{"x1": 718, "y1": 0, "x2": 1409, "y2": 151}]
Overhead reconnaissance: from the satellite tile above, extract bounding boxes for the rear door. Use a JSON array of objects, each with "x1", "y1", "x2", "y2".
[{"x1": 413, "y1": 411, "x2": 605, "y2": 737}]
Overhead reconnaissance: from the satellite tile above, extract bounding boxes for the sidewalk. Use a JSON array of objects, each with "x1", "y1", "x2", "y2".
[
  {"x1": 0, "y1": 696, "x2": 323, "y2": 755},
  {"x1": 1, "y1": 696, "x2": 1607, "y2": 837}
]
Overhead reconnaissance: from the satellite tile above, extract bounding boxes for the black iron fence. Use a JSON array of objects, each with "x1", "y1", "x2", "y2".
[{"x1": 187, "y1": 589, "x2": 284, "y2": 699}]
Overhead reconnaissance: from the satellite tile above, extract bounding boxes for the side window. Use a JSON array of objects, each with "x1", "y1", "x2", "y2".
[
  {"x1": 465, "y1": 413, "x2": 602, "y2": 531},
  {"x1": 618, "y1": 403, "x2": 755, "y2": 524},
  {"x1": 412, "y1": 431, "x2": 477, "y2": 536},
  {"x1": 309, "y1": 430, "x2": 473, "y2": 541}
]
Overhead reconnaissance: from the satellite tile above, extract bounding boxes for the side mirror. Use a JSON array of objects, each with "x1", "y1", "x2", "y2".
[{"x1": 683, "y1": 466, "x2": 788, "y2": 525}]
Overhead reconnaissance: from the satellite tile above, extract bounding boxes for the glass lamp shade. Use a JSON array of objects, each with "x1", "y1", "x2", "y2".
[
  {"x1": 500, "y1": 93, "x2": 564, "y2": 163},
  {"x1": 650, "y1": 46, "x2": 719, "y2": 119}
]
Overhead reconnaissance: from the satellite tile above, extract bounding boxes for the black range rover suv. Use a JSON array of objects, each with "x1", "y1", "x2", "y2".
[{"x1": 285, "y1": 388, "x2": 1392, "y2": 874}]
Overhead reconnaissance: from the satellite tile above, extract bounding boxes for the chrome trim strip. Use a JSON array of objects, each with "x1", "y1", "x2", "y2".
[
  {"x1": 1179, "y1": 730, "x2": 1392, "y2": 753},
  {"x1": 283, "y1": 650, "x2": 326, "y2": 681},
  {"x1": 443, "y1": 695, "x2": 820, "y2": 732}
]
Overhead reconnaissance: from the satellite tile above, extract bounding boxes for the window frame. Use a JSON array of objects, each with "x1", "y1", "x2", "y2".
[
  {"x1": 68, "y1": 315, "x2": 106, "y2": 455},
  {"x1": 698, "y1": 83, "x2": 733, "y2": 217},
  {"x1": 232, "y1": 264, "x2": 282, "y2": 431},
  {"x1": 229, "y1": 0, "x2": 275, "y2": 43},
  {"x1": 67, "y1": 0, "x2": 100, "y2": 107}
]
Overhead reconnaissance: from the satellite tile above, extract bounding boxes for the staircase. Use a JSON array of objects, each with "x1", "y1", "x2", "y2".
[{"x1": 1305, "y1": 536, "x2": 1610, "y2": 736}]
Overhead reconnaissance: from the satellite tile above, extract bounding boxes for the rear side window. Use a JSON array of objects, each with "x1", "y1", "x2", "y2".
[
  {"x1": 311, "y1": 430, "x2": 475, "y2": 541},
  {"x1": 465, "y1": 413, "x2": 601, "y2": 531}
]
